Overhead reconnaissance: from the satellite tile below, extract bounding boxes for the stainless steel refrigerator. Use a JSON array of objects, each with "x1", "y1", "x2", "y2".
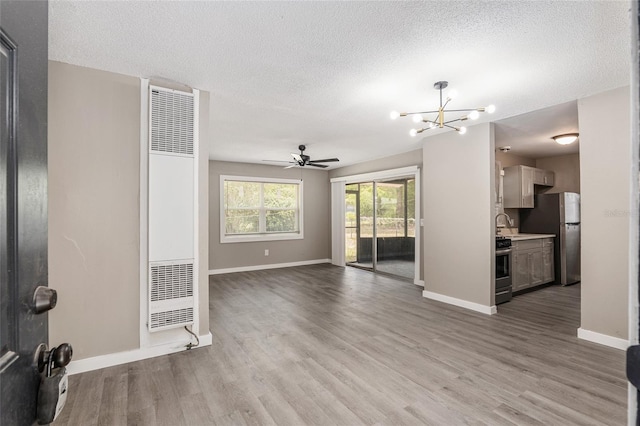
[{"x1": 519, "y1": 192, "x2": 580, "y2": 285}]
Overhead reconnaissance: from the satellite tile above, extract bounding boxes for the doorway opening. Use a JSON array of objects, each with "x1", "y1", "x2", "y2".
[
  {"x1": 345, "y1": 178, "x2": 415, "y2": 280},
  {"x1": 493, "y1": 101, "x2": 581, "y2": 319}
]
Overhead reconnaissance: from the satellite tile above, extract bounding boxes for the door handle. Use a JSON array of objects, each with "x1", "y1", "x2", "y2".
[
  {"x1": 36, "y1": 343, "x2": 72, "y2": 374},
  {"x1": 32, "y1": 286, "x2": 57, "y2": 314}
]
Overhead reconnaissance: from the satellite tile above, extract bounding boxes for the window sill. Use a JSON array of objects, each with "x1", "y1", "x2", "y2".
[{"x1": 220, "y1": 232, "x2": 304, "y2": 244}]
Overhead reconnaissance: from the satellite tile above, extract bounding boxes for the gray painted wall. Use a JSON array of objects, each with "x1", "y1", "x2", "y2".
[
  {"x1": 48, "y1": 61, "x2": 210, "y2": 360},
  {"x1": 535, "y1": 153, "x2": 580, "y2": 194},
  {"x1": 209, "y1": 161, "x2": 331, "y2": 270},
  {"x1": 329, "y1": 149, "x2": 423, "y2": 179},
  {"x1": 495, "y1": 151, "x2": 536, "y2": 168},
  {"x1": 48, "y1": 61, "x2": 141, "y2": 359},
  {"x1": 578, "y1": 86, "x2": 630, "y2": 340},
  {"x1": 423, "y1": 123, "x2": 494, "y2": 306}
]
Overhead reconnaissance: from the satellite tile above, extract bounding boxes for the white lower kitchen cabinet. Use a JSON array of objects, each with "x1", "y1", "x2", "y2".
[
  {"x1": 511, "y1": 237, "x2": 555, "y2": 292},
  {"x1": 529, "y1": 250, "x2": 544, "y2": 286},
  {"x1": 513, "y1": 251, "x2": 530, "y2": 291}
]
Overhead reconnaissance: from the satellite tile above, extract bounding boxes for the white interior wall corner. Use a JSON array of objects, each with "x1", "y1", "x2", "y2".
[{"x1": 331, "y1": 181, "x2": 346, "y2": 266}]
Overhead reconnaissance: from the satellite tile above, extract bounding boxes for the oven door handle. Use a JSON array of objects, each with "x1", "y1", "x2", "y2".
[{"x1": 496, "y1": 249, "x2": 512, "y2": 255}]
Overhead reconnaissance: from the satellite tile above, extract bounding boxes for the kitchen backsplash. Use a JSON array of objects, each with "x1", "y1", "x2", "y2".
[{"x1": 496, "y1": 227, "x2": 520, "y2": 236}]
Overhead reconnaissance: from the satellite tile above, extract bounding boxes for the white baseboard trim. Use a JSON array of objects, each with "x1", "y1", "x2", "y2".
[
  {"x1": 423, "y1": 290, "x2": 497, "y2": 315},
  {"x1": 66, "y1": 332, "x2": 213, "y2": 375},
  {"x1": 577, "y1": 327, "x2": 628, "y2": 351},
  {"x1": 414, "y1": 279, "x2": 425, "y2": 287},
  {"x1": 209, "y1": 258, "x2": 331, "y2": 275}
]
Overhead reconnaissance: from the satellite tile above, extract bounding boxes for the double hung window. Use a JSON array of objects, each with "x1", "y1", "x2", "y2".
[{"x1": 221, "y1": 176, "x2": 303, "y2": 243}]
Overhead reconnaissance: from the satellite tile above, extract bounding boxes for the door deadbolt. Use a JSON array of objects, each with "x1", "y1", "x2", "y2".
[{"x1": 32, "y1": 286, "x2": 57, "y2": 314}]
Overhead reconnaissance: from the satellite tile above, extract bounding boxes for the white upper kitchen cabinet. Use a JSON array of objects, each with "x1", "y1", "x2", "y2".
[{"x1": 503, "y1": 165, "x2": 554, "y2": 208}]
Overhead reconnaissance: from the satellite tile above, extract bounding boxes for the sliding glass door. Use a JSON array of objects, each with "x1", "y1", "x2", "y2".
[
  {"x1": 375, "y1": 179, "x2": 415, "y2": 279},
  {"x1": 345, "y1": 178, "x2": 415, "y2": 280}
]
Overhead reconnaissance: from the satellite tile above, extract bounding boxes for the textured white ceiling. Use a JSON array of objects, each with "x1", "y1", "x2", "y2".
[
  {"x1": 49, "y1": 1, "x2": 631, "y2": 168},
  {"x1": 495, "y1": 101, "x2": 579, "y2": 159}
]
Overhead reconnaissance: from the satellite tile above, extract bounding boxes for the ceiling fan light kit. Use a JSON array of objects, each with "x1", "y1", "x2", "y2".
[
  {"x1": 552, "y1": 133, "x2": 579, "y2": 145},
  {"x1": 390, "y1": 81, "x2": 495, "y2": 137}
]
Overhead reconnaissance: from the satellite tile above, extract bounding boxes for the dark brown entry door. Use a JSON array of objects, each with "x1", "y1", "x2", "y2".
[
  {"x1": 629, "y1": 3, "x2": 640, "y2": 422},
  {"x1": 0, "y1": 1, "x2": 49, "y2": 424}
]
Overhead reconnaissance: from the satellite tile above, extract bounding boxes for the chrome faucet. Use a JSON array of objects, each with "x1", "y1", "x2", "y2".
[{"x1": 495, "y1": 212, "x2": 514, "y2": 235}]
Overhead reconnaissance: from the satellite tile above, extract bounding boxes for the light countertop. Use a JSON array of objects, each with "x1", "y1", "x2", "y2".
[{"x1": 506, "y1": 233, "x2": 556, "y2": 241}]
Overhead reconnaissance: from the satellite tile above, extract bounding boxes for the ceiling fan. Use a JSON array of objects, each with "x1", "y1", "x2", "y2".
[{"x1": 265, "y1": 145, "x2": 339, "y2": 169}]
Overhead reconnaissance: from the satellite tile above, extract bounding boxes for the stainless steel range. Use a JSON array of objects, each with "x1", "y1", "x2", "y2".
[{"x1": 495, "y1": 237, "x2": 512, "y2": 304}]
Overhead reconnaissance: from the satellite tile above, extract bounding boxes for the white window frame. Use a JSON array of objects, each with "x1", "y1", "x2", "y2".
[{"x1": 220, "y1": 175, "x2": 304, "y2": 243}]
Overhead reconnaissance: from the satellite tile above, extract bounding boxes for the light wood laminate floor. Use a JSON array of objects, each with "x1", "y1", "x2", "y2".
[{"x1": 54, "y1": 264, "x2": 627, "y2": 425}]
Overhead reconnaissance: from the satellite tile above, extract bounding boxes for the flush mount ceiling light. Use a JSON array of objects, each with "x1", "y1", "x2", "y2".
[
  {"x1": 552, "y1": 133, "x2": 579, "y2": 145},
  {"x1": 390, "y1": 81, "x2": 495, "y2": 137}
]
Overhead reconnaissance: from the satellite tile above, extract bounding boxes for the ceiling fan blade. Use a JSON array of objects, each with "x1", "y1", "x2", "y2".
[
  {"x1": 308, "y1": 163, "x2": 329, "y2": 168},
  {"x1": 291, "y1": 153, "x2": 303, "y2": 163},
  {"x1": 284, "y1": 164, "x2": 299, "y2": 169},
  {"x1": 309, "y1": 158, "x2": 339, "y2": 163}
]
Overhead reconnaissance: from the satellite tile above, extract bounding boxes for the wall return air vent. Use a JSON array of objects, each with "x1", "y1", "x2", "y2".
[
  {"x1": 147, "y1": 85, "x2": 197, "y2": 332},
  {"x1": 150, "y1": 88, "x2": 194, "y2": 155},
  {"x1": 148, "y1": 262, "x2": 194, "y2": 331}
]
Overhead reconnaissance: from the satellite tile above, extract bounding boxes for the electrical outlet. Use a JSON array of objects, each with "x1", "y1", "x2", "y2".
[{"x1": 264, "y1": 249, "x2": 269, "y2": 256}]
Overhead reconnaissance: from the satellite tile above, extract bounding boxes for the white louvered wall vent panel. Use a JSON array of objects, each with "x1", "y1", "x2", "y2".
[
  {"x1": 150, "y1": 263, "x2": 193, "y2": 301},
  {"x1": 148, "y1": 262, "x2": 195, "y2": 331},
  {"x1": 150, "y1": 88, "x2": 194, "y2": 156},
  {"x1": 150, "y1": 308, "x2": 194, "y2": 330},
  {"x1": 146, "y1": 84, "x2": 197, "y2": 334}
]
